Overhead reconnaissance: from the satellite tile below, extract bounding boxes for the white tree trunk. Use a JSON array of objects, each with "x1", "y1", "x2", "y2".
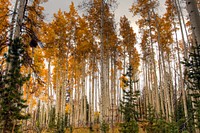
[
  {"x1": 14, "y1": 0, "x2": 26, "y2": 39},
  {"x1": 55, "y1": 67, "x2": 60, "y2": 124},
  {"x1": 186, "y1": 0, "x2": 200, "y2": 46},
  {"x1": 10, "y1": 0, "x2": 19, "y2": 40},
  {"x1": 6, "y1": 0, "x2": 26, "y2": 77},
  {"x1": 46, "y1": 59, "x2": 51, "y2": 127},
  {"x1": 186, "y1": 1, "x2": 200, "y2": 132}
]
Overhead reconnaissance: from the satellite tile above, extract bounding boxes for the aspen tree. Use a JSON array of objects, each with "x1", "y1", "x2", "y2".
[
  {"x1": 40, "y1": 23, "x2": 56, "y2": 127},
  {"x1": 131, "y1": 0, "x2": 160, "y2": 115},
  {"x1": 74, "y1": 15, "x2": 93, "y2": 126},
  {"x1": 84, "y1": 0, "x2": 117, "y2": 129},
  {"x1": 64, "y1": 2, "x2": 80, "y2": 127},
  {"x1": 151, "y1": 5, "x2": 175, "y2": 122},
  {"x1": 50, "y1": 10, "x2": 68, "y2": 131}
]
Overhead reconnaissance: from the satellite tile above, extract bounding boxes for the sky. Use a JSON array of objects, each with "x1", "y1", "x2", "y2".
[
  {"x1": 43, "y1": 0, "x2": 135, "y2": 22},
  {"x1": 42, "y1": 0, "x2": 166, "y2": 30},
  {"x1": 43, "y1": 0, "x2": 165, "y2": 32},
  {"x1": 9, "y1": 0, "x2": 167, "y2": 30}
]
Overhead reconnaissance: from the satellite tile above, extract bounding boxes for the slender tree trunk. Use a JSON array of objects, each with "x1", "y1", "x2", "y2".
[
  {"x1": 167, "y1": 56, "x2": 175, "y2": 119},
  {"x1": 148, "y1": 14, "x2": 160, "y2": 115},
  {"x1": 106, "y1": 53, "x2": 110, "y2": 123},
  {"x1": 142, "y1": 61, "x2": 147, "y2": 118},
  {"x1": 96, "y1": 70, "x2": 99, "y2": 113},
  {"x1": 100, "y1": 0, "x2": 106, "y2": 128},
  {"x1": 76, "y1": 81, "x2": 79, "y2": 127},
  {"x1": 70, "y1": 62, "x2": 76, "y2": 127},
  {"x1": 46, "y1": 58, "x2": 51, "y2": 127},
  {"x1": 157, "y1": 38, "x2": 165, "y2": 118},
  {"x1": 55, "y1": 65, "x2": 60, "y2": 125},
  {"x1": 91, "y1": 55, "x2": 95, "y2": 125},
  {"x1": 113, "y1": 51, "x2": 117, "y2": 126},
  {"x1": 62, "y1": 54, "x2": 69, "y2": 127},
  {"x1": 74, "y1": 78, "x2": 79, "y2": 127},
  {"x1": 110, "y1": 55, "x2": 114, "y2": 130},
  {"x1": 88, "y1": 74, "x2": 91, "y2": 126},
  {"x1": 60, "y1": 72, "x2": 64, "y2": 129},
  {"x1": 81, "y1": 61, "x2": 86, "y2": 126},
  {"x1": 173, "y1": 48, "x2": 178, "y2": 122}
]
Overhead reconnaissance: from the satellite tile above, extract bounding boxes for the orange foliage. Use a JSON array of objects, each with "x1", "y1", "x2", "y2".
[
  {"x1": 0, "y1": 0, "x2": 10, "y2": 36},
  {"x1": 65, "y1": 103, "x2": 71, "y2": 113},
  {"x1": 119, "y1": 75, "x2": 128, "y2": 89}
]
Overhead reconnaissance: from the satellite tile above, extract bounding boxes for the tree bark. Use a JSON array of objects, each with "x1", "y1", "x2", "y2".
[
  {"x1": 9, "y1": 0, "x2": 19, "y2": 40},
  {"x1": 185, "y1": 1, "x2": 200, "y2": 132},
  {"x1": 14, "y1": 0, "x2": 26, "y2": 39},
  {"x1": 186, "y1": 0, "x2": 200, "y2": 46}
]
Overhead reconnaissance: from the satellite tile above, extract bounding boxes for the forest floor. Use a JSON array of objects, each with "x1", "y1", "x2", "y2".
[
  {"x1": 64, "y1": 123, "x2": 147, "y2": 133},
  {"x1": 64, "y1": 127, "x2": 146, "y2": 133}
]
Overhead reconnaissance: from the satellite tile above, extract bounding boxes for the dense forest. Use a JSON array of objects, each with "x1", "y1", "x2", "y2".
[{"x1": 0, "y1": 0, "x2": 200, "y2": 132}]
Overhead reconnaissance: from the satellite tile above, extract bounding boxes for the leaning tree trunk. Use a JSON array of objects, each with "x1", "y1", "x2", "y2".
[
  {"x1": 174, "y1": 0, "x2": 188, "y2": 58},
  {"x1": 176, "y1": 0, "x2": 191, "y2": 47},
  {"x1": 174, "y1": 0, "x2": 189, "y2": 120},
  {"x1": 173, "y1": 18, "x2": 189, "y2": 125}
]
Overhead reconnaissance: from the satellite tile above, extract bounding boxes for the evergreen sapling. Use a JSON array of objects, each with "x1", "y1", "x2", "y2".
[{"x1": 0, "y1": 38, "x2": 30, "y2": 132}]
